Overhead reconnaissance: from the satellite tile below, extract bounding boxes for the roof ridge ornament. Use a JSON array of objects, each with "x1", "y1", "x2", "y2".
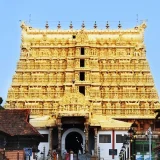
[
  {"x1": 57, "y1": 21, "x2": 61, "y2": 29},
  {"x1": 81, "y1": 21, "x2": 85, "y2": 29},
  {"x1": 118, "y1": 21, "x2": 122, "y2": 29},
  {"x1": 139, "y1": 21, "x2": 147, "y2": 29},
  {"x1": 20, "y1": 21, "x2": 28, "y2": 31},
  {"x1": 69, "y1": 21, "x2": 73, "y2": 29},
  {"x1": 106, "y1": 21, "x2": 109, "y2": 29},
  {"x1": 45, "y1": 21, "x2": 49, "y2": 29},
  {"x1": 94, "y1": 21, "x2": 97, "y2": 29}
]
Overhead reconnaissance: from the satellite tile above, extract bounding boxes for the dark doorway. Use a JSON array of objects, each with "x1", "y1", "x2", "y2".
[
  {"x1": 65, "y1": 132, "x2": 83, "y2": 154},
  {"x1": 81, "y1": 48, "x2": 85, "y2": 55},
  {"x1": 79, "y1": 86, "x2": 85, "y2": 95},
  {"x1": 80, "y1": 59, "x2": 85, "y2": 67},
  {"x1": 80, "y1": 72, "x2": 85, "y2": 81}
]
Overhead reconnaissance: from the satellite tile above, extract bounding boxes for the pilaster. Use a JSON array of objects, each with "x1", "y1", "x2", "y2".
[
  {"x1": 49, "y1": 127, "x2": 53, "y2": 152},
  {"x1": 84, "y1": 118, "x2": 89, "y2": 153},
  {"x1": 94, "y1": 128, "x2": 98, "y2": 156}
]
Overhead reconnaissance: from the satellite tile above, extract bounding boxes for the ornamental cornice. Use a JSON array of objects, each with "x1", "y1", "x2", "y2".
[
  {"x1": 21, "y1": 21, "x2": 146, "y2": 44},
  {"x1": 21, "y1": 21, "x2": 146, "y2": 35}
]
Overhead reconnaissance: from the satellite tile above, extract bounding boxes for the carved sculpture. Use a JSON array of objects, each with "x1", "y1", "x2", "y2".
[{"x1": 4, "y1": 21, "x2": 160, "y2": 121}]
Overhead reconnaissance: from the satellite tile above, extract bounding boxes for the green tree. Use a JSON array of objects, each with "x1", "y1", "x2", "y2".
[{"x1": 0, "y1": 97, "x2": 4, "y2": 110}]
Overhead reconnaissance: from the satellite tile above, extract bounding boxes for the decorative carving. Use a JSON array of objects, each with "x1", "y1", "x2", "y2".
[
  {"x1": 4, "y1": 21, "x2": 159, "y2": 124},
  {"x1": 76, "y1": 30, "x2": 88, "y2": 44}
]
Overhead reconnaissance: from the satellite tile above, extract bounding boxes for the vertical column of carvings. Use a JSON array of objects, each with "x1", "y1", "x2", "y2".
[
  {"x1": 131, "y1": 49, "x2": 142, "y2": 116},
  {"x1": 74, "y1": 47, "x2": 78, "y2": 91},
  {"x1": 74, "y1": 47, "x2": 79, "y2": 87},
  {"x1": 65, "y1": 47, "x2": 74, "y2": 92},
  {"x1": 134, "y1": 47, "x2": 159, "y2": 116},
  {"x1": 119, "y1": 52, "x2": 129, "y2": 116},
  {"x1": 7, "y1": 44, "x2": 32, "y2": 111},
  {"x1": 11, "y1": 44, "x2": 21, "y2": 101},
  {"x1": 75, "y1": 47, "x2": 80, "y2": 56},
  {"x1": 67, "y1": 58, "x2": 74, "y2": 69},
  {"x1": 35, "y1": 48, "x2": 46, "y2": 114},
  {"x1": 90, "y1": 52, "x2": 101, "y2": 100},
  {"x1": 110, "y1": 48, "x2": 127, "y2": 117},
  {"x1": 52, "y1": 49, "x2": 59, "y2": 100},
  {"x1": 75, "y1": 58, "x2": 79, "y2": 69},
  {"x1": 15, "y1": 47, "x2": 30, "y2": 107},
  {"x1": 61, "y1": 59, "x2": 66, "y2": 84},
  {"x1": 84, "y1": 119, "x2": 89, "y2": 152},
  {"x1": 102, "y1": 102, "x2": 106, "y2": 115},
  {"x1": 116, "y1": 48, "x2": 129, "y2": 116}
]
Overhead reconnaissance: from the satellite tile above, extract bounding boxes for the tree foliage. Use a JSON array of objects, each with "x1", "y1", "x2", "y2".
[
  {"x1": 0, "y1": 97, "x2": 3, "y2": 105},
  {"x1": 0, "y1": 97, "x2": 4, "y2": 110}
]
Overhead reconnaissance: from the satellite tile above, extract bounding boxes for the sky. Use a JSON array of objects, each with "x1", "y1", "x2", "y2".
[{"x1": 0, "y1": 0, "x2": 160, "y2": 105}]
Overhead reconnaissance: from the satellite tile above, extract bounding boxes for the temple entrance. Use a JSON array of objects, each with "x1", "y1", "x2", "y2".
[
  {"x1": 65, "y1": 132, "x2": 83, "y2": 154},
  {"x1": 61, "y1": 128, "x2": 85, "y2": 156}
]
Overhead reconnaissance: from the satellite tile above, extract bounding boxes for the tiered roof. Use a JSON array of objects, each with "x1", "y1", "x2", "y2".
[{"x1": 0, "y1": 109, "x2": 40, "y2": 136}]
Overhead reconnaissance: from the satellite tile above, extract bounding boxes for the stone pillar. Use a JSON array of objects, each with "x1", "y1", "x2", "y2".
[
  {"x1": 57, "y1": 117, "x2": 62, "y2": 157},
  {"x1": 49, "y1": 127, "x2": 53, "y2": 152},
  {"x1": 84, "y1": 118, "x2": 89, "y2": 153},
  {"x1": 94, "y1": 128, "x2": 98, "y2": 156},
  {"x1": 58, "y1": 125, "x2": 62, "y2": 152}
]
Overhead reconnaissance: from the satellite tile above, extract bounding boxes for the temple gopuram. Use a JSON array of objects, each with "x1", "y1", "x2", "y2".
[{"x1": 4, "y1": 21, "x2": 160, "y2": 160}]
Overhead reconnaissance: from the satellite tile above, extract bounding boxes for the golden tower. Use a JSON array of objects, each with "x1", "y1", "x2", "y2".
[
  {"x1": 4, "y1": 21, "x2": 160, "y2": 157},
  {"x1": 5, "y1": 21, "x2": 159, "y2": 119}
]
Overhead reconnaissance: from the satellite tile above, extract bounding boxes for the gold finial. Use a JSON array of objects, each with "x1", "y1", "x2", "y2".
[
  {"x1": 45, "y1": 21, "x2": 49, "y2": 29},
  {"x1": 118, "y1": 21, "x2": 122, "y2": 29},
  {"x1": 106, "y1": 21, "x2": 109, "y2": 29},
  {"x1": 57, "y1": 21, "x2": 61, "y2": 29},
  {"x1": 94, "y1": 21, "x2": 97, "y2": 29},
  {"x1": 81, "y1": 21, "x2": 85, "y2": 28},
  {"x1": 69, "y1": 21, "x2": 73, "y2": 29}
]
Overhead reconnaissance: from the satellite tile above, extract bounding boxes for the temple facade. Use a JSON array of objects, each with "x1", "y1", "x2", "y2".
[{"x1": 4, "y1": 21, "x2": 160, "y2": 160}]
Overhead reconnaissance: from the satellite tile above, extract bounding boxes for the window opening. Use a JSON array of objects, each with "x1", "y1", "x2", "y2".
[
  {"x1": 80, "y1": 72, "x2": 85, "y2": 81},
  {"x1": 99, "y1": 134, "x2": 111, "y2": 143},
  {"x1": 79, "y1": 86, "x2": 85, "y2": 95},
  {"x1": 80, "y1": 59, "x2": 85, "y2": 67},
  {"x1": 72, "y1": 35, "x2": 76, "y2": 39},
  {"x1": 81, "y1": 48, "x2": 85, "y2": 55}
]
